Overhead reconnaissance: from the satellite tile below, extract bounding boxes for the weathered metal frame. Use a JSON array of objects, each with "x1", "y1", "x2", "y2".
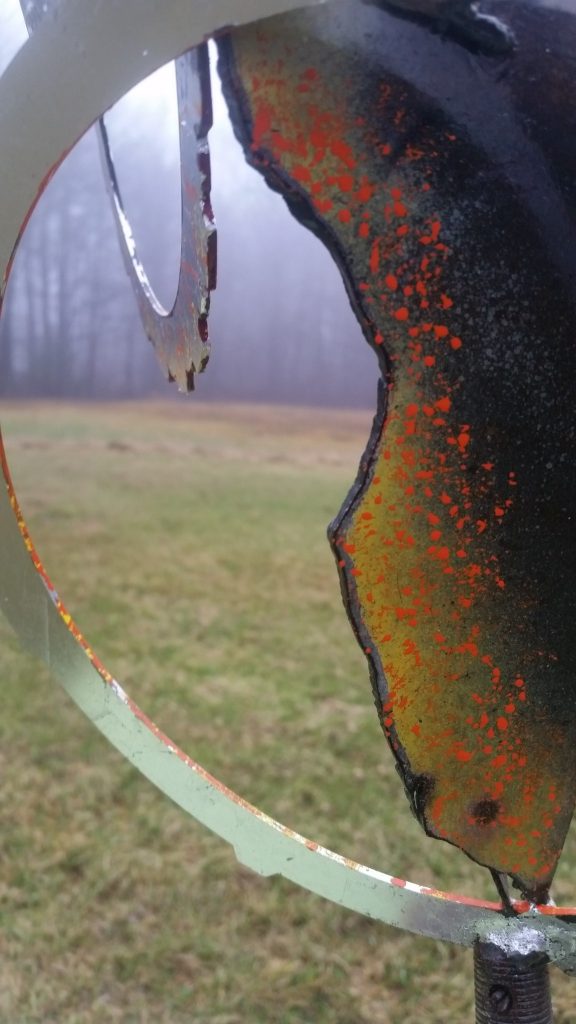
[
  {"x1": 1, "y1": 0, "x2": 576, "y2": 971},
  {"x1": 98, "y1": 43, "x2": 216, "y2": 391}
]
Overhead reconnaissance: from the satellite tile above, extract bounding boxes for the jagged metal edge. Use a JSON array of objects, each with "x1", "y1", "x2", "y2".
[{"x1": 97, "y1": 46, "x2": 215, "y2": 392}]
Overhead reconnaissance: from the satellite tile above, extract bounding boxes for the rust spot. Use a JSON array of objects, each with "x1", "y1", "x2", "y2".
[{"x1": 471, "y1": 799, "x2": 500, "y2": 826}]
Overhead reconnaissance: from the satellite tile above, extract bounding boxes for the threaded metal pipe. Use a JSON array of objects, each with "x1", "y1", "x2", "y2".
[{"x1": 474, "y1": 940, "x2": 552, "y2": 1024}]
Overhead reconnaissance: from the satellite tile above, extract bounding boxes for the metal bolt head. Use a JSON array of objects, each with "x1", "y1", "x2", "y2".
[{"x1": 489, "y1": 984, "x2": 514, "y2": 1015}]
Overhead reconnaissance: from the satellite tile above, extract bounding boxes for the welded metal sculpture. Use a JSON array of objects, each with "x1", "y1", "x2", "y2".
[
  {"x1": 217, "y1": 0, "x2": 576, "y2": 907},
  {"x1": 2, "y1": 0, "x2": 576, "y2": 1021}
]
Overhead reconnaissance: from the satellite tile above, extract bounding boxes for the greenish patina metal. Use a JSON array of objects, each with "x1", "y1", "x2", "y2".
[{"x1": 2, "y1": 0, "x2": 576, "y2": 977}]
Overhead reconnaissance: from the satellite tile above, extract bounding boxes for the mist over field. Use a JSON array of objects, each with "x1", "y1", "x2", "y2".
[{"x1": 0, "y1": 0, "x2": 378, "y2": 407}]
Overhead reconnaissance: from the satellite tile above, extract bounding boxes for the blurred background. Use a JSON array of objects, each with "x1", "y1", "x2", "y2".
[{"x1": 0, "y1": 0, "x2": 377, "y2": 407}]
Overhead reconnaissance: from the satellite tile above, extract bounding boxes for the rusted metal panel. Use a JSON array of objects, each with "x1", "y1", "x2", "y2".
[{"x1": 218, "y1": 0, "x2": 576, "y2": 900}]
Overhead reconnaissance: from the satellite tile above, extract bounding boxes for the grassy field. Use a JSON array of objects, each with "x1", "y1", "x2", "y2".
[{"x1": 1, "y1": 400, "x2": 575, "y2": 1024}]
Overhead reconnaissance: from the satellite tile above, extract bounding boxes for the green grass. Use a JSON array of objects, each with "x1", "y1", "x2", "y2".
[{"x1": 1, "y1": 400, "x2": 575, "y2": 1023}]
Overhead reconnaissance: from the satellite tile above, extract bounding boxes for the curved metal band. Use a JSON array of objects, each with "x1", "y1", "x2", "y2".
[
  {"x1": 98, "y1": 45, "x2": 216, "y2": 391},
  {"x1": 1, "y1": 0, "x2": 576, "y2": 960}
]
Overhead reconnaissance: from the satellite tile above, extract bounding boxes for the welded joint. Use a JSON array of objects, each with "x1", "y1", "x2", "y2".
[{"x1": 476, "y1": 913, "x2": 576, "y2": 975}]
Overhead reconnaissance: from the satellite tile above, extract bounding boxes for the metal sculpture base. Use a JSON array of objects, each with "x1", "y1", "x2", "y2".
[{"x1": 474, "y1": 941, "x2": 552, "y2": 1024}]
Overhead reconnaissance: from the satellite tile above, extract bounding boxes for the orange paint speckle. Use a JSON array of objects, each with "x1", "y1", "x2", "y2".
[
  {"x1": 338, "y1": 174, "x2": 354, "y2": 191},
  {"x1": 314, "y1": 198, "x2": 333, "y2": 214},
  {"x1": 394, "y1": 307, "x2": 409, "y2": 321},
  {"x1": 292, "y1": 164, "x2": 312, "y2": 183},
  {"x1": 369, "y1": 240, "x2": 380, "y2": 274},
  {"x1": 435, "y1": 396, "x2": 451, "y2": 413}
]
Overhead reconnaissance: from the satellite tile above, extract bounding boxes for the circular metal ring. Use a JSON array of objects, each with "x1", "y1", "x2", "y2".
[{"x1": 2, "y1": 0, "x2": 576, "y2": 963}]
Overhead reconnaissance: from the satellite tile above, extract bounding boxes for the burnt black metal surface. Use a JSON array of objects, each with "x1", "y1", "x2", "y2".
[{"x1": 218, "y1": 0, "x2": 576, "y2": 899}]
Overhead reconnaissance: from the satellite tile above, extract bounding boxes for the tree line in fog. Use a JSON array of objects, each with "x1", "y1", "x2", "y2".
[{"x1": 0, "y1": 64, "x2": 379, "y2": 408}]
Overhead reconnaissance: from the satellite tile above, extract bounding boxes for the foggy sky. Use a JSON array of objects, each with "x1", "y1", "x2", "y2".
[{"x1": 0, "y1": 0, "x2": 378, "y2": 406}]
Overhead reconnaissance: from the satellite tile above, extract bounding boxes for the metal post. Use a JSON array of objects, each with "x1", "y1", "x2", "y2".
[{"x1": 474, "y1": 940, "x2": 553, "y2": 1024}]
